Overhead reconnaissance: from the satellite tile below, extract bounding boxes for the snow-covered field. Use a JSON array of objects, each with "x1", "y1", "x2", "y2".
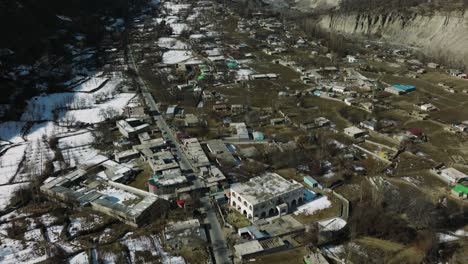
[
  {"x1": 0, "y1": 237, "x2": 48, "y2": 264},
  {"x1": 69, "y1": 252, "x2": 89, "y2": 264},
  {"x1": 162, "y1": 50, "x2": 193, "y2": 64},
  {"x1": 60, "y1": 93, "x2": 135, "y2": 124},
  {"x1": 21, "y1": 74, "x2": 131, "y2": 123},
  {"x1": 46, "y1": 225, "x2": 64, "y2": 243},
  {"x1": 236, "y1": 69, "x2": 253, "y2": 81},
  {"x1": 122, "y1": 235, "x2": 185, "y2": 264},
  {"x1": 71, "y1": 76, "x2": 108, "y2": 92},
  {"x1": 58, "y1": 131, "x2": 95, "y2": 148},
  {"x1": 57, "y1": 130, "x2": 100, "y2": 167},
  {"x1": 0, "y1": 121, "x2": 25, "y2": 143},
  {"x1": 0, "y1": 144, "x2": 28, "y2": 185},
  {"x1": 170, "y1": 23, "x2": 188, "y2": 35},
  {"x1": 438, "y1": 229, "x2": 468, "y2": 243},
  {"x1": 294, "y1": 190, "x2": 332, "y2": 216},
  {"x1": 123, "y1": 236, "x2": 158, "y2": 263},
  {"x1": 68, "y1": 214, "x2": 104, "y2": 237},
  {"x1": 0, "y1": 183, "x2": 29, "y2": 210},
  {"x1": 163, "y1": 3, "x2": 191, "y2": 15},
  {"x1": 158, "y1": 37, "x2": 190, "y2": 50},
  {"x1": 61, "y1": 145, "x2": 100, "y2": 168}
]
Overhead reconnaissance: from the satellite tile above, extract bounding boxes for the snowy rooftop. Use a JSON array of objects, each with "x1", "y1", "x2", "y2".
[
  {"x1": 231, "y1": 173, "x2": 303, "y2": 205},
  {"x1": 162, "y1": 50, "x2": 193, "y2": 65},
  {"x1": 317, "y1": 217, "x2": 347, "y2": 232}
]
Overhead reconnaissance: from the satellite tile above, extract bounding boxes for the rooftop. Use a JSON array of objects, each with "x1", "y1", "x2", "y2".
[
  {"x1": 117, "y1": 118, "x2": 149, "y2": 134},
  {"x1": 344, "y1": 126, "x2": 365, "y2": 135},
  {"x1": 441, "y1": 168, "x2": 467, "y2": 181},
  {"x1": 453, "y1": 184, "x2": 468, "y2": 194},
  {"x1": 231, "y1": 173, "x2": 303, "y2": 205},
  {"x1": 392, "y1": 84, "x2": 416, "y2": 91},
  {"x1": 234, "y1": 240, "x2": 263, "y2": 256}
]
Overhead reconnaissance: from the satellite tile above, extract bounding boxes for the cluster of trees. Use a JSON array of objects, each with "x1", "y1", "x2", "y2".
[
  {"x1": 0, "y1": 0, "x2": 132, "y2": 64},
  {"x1": 349, "y1": 179, "x2": 467, "y2": 262}
]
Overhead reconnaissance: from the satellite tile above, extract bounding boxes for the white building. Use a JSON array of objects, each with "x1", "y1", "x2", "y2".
[
  {"x1": 230, "y1": 173, "x2": 304, "y2": 221},
  {"x1": 433, "y1": 167, "x2": 468, "y2": 185},
  {"x1": 344, "y1": 126, "x2": 367, "y2": 138},
  {"x1": 227, "y1": 123, "x2": 250, "y2": 141},
  {"x1": 347, "y1": 55, "x2": 358, "y2": 63},
  {"x1": 420, "y1": 103, "x2": 438, "y2": 111},
  {"x1": 332, "y1": 85, "x2": 347, "y2": 94},
  {"x1": 116, "y1": 118, "x2": 150, "y2": 138}
]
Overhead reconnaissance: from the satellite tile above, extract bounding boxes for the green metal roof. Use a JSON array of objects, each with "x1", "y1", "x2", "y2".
[
  {"x1": 227, "y1": 61, "x2": 237, "y2": 67},
  {"x1": 452, "y1": 184, "x2": 468, "y2": 194}
]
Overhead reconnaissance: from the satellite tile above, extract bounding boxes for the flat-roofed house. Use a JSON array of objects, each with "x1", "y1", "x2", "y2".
[{"x1": 230, "y1": 173, "x2": 304, "y2": 221}]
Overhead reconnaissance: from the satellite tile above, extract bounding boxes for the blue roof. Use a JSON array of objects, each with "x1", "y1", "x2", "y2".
[
  {"x1": 304, "y1": 176, "x2": 318, "y2": 184},
  {"x1": 392, "y1": 84, "x2": 416, "y2": 91}
]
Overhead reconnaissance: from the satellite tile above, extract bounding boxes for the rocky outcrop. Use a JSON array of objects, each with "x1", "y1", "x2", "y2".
[
  {"x1": 295, "y1": 0, "x2": 342, "y2": 10},
  {"x1": 317, "y1": 11, "x2": 468, "y2": 67}
]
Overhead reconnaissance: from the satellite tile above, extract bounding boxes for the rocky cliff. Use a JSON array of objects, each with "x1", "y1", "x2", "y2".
[
  {"x1": 295, "y1": 0, "x2": 342, "y2": 10},
  {"x1": 316, "y1": 11, "x2": 468, "y2": 67}
]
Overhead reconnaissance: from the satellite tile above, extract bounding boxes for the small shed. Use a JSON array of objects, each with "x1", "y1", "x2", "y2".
[
  {"x1": 252, "y1": 131, "x2": 264, "y2": 141},
  {"x1": 304, "y1": 176, "x2": 322, "y2": 189},
  {"x1": 344, "y1": 126, "x2": 367, "y2": 138},
  {"x1": 392, "y1": 84, "x2": 416, "y2": 92}
]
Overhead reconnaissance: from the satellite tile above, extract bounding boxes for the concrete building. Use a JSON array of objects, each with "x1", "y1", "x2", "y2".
[
  {"x1": 138, "y1": 132, "x2": 151, "y2": 143},
  {"x1": 385, "y1": 86, "x2": 406, "y2": 95},
  {"x1": 148, "y1": 170, "x2": 188, "y2": 197},
  {"x1": 230, "y1": 173, "x2": 304, "y2": 221},
  {"x1": 344, "y1": 126, "x2": 367, "y2": 138},
  {"x1": 234, "y1": 237, "x2": 288, "y2": 260},
  {"x1": 115, "y1": 149, "x2": 140, "y2": 163},
  {"x1": 332, "y1": 86, "x2": 347, "y2": 94},
  {"x1": 226, "y1": 123, "x2": 250, "y2": 141},
  {"x1": 116, "y1": 118, "x2": 150, "y2": 138},
  {"x1": 201, "y1": 166, "x2": 227, "y2": 187},
  {"x1": 420, "y1": 103, "x2": 437, "y2": 111},
  {"x1": 432, "y1": 167, "x2": 468, "y2": 185},
  {"x1": 100, "y1": 160, "x2": 134, "y2": 182},
  {"x1": 184, "y1": 114, "x2": 199, "y2": 127},
  {"x1": 205, "y1": 139, "x2": 236, "y2": 165},
  {"x1": 182, "y1": 138, "x2": 210, "y2": 167},
  {"x1": 148, "y1": 150, "x2": 180, "y2": 173},
  {"x1": 41, "y1": 165, "x2": 158, "y2": 227},
  {"x1": 166, "y1": 105, "x2": 178, "y2": 118},
  {"x1": 360, "y1": 120, "x2": 379, "y2": 131}
]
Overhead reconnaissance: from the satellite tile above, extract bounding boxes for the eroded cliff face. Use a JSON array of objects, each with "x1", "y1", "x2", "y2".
[
  {"x1": 295, "y1": 0, "x2": 342, "y2": 10},
  {"x1": 317, "y1": 11, "x2": 468, "y2": 66}
]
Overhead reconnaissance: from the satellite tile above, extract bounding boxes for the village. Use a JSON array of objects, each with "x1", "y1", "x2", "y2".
[{"x1": 0, "y1": 0, "x2": 467, "y2": 263}]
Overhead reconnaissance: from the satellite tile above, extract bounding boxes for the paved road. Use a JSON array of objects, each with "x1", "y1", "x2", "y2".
[
  {"x1": 128, "y1": 47, "x2": 194, "y2": 173},
  {"x1": 128, "y1": 46, "x2": 231, "y2": 264},
  {"x1": 201, "y1": 196, "x2": 231, "y2": 264}
]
